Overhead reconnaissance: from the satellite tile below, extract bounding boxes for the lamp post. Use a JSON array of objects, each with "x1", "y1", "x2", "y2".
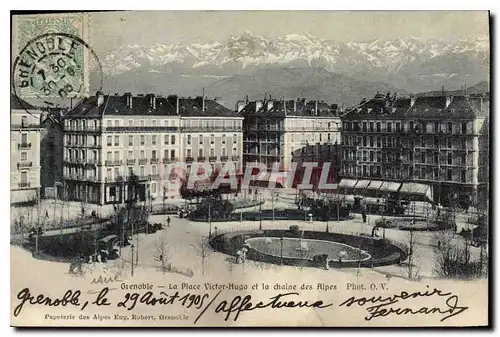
[
  {"x1": 259, "y1": 193, "x2": 262, "y2": 230},
  {"x1": 163, "y1": 186, "x2": 167, "y2": 229},
  {"x1": 208, "y1": 202, "x2": 212, "y2": 238},
  {"x1": 131, "y1": 244, "x2": 135, "y2": 277},
  {"x1": 326, "y1": 203, "x2": 329, "y2": 233},
  {"x1": 280, "y1": 235, "x2": 284, "y2": 266},
  {"x1": 35, "y1": 231, "x2": 39, "y2": 253}
]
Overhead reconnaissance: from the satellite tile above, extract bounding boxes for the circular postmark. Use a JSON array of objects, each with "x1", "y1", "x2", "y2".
[{"x1": 12, "y1": 32, "x2": 103, "y2": 112}]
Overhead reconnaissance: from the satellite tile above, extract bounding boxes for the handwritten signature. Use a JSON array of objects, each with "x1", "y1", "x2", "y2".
[{"x1": 339, "y1": 286, "x2": 468, "y2": 322}]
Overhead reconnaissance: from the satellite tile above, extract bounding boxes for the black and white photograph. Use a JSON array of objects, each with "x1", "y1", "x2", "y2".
[{"x1": 9, "y1": 10, "x2": 490, "y2": 327}]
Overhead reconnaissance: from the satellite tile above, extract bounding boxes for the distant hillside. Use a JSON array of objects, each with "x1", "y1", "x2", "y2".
[
  {"x1": 205, "y1": 67, "x2": 406, "y2": 109},
  {"x1": 417, "y1": 80, "x2": 490, "y2": 96}
]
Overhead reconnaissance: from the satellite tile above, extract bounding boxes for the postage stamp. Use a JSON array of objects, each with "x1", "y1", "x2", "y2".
[
  {"x1": 11, "y1": 13, "x2": 99, "y2": 105},
  {"x1": 12, "y1": 32, "x2": 102, "y2": 110}
]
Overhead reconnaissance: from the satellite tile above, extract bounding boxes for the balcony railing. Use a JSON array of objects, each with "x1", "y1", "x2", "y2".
[
  {"x1": 18, "y1": 182, "x2": 31, "y2": 188},
  {"x1": 18, "y1": 143, "x2": 31, "y2": 150},
  {"x1": 104, "y1": 126, "x2": 179, "y2": 132},
  {"x1": 163, "y1": 158, "x2": 179, "y2": 164},
  {"x1": 11, "y1": 123, "x2": 41, "y2": 130},
  {"x1": 181, "y1": 126, "x2": 242, "y2": 132},
  {"x1": 149, "y1": 174, "x2": 160, "y2": 180},
  {"x1": 138, "y1": 158, "x2": 148, "y2": 165},
  {"x1": 220, "y1": 156, "x2": 228, "y2": 162},
  {"x1": 209, "y1": 156, "x2": 217, "y2": 162},
  {"x1": 150, "y1": 158, "x2": 159, "y2": 164},
  {"x1": 104, "y1": 160, "x2": 120, "y2": 166},
  {"x1": 85, "y1": 159, "x2": 99, "y2": 165},
  {"x1": 86, "y1": 144, "x2": 102, "y2": 149},
  {"x1": 17, "y1": 161, "x2": 33, "y2": 169},
  {"x1": 65, "y1": 125, "x2": 103, "y2": 132},
  {"x1": 185, "y1": 157, "x2": 194, "y2": 163},
  {"x1": 64, "y1": 173, "x2": 77, "y2": 180},
  {"x1": 197, "y1": 156, "x2": 206, "y2": 162},
  {"x1": 231, "y1": 155, "x2": 240, "y2": 161},
  {"x1": 126, "y1": 159, "x2": 136, "y2": 165}
]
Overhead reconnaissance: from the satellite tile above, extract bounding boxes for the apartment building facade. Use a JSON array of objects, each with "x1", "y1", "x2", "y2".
[
  {"x1": 62, "y1": 93, "x2": 243, "y2": 205},
  {"x1": 240, "y1": 98, "x2": 342, "y2": 185},
  {"x1": 340, "y1": 92, "x2": 489, "y2": 206},
  {"x1": 10, "y1": 95, "x2": 43, "y2": 205}
]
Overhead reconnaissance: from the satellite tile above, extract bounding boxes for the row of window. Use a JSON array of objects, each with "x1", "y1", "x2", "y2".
[
  {"x1": 343, "y1": 121, "x2": 470, "y2": 134},
  {"x1": 65, "y1": 162, "x2": 230, "y2": 187},
  {"x1": 65, "y1": 146, "x2": 239, "y2": 162},
  {"x1": 342, "y1": 150, "x2": 470, "y2": 166},
  {"x1": 342, "y1": 165, "x2": 469, "y2": 182},
  {"x1": 186, "y1": 134, "x2": 238, "y2": 145},
  {"x1": 66, "y1": 118, "x2": 243, "y2": 130},
  {"x1": 105, "y1": 135, "x2": 177, "y2": 147},
  {"x1": 342, "y1": 135, "x2": 470, "y2": 150}
]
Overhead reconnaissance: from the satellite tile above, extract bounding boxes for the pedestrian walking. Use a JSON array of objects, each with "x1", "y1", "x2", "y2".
[{"x1": 166, "y1": 216, "x2": 171, "y2": 227}]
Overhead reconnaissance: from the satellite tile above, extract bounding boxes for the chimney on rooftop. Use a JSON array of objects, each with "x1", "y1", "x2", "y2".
[
  {"x1": 202, "y1": 87, "x2": 205, "y2": 112},
  {"x1": 293, "y1": 99, "x2": 297, "y2": 112},
  {"x1": 236, "y1": 101, "x2": 245, "y2": 113},
  {"x1": 148, "y1": 94, "x2": 156, "y2": 110},
  {"x1": 445, "y1": 96, "x2": 453, "y2": 109},
  {"x1": 124, "y1": 92, "x2": 133, "y2": 109},
  {"x1": 96, "y1": 91, "x2": 104, "y2": 107},
  {"x1": 410, "y1": 96, "x2": 416, "y2": 108},
  {"x1": 245, "y1": 95, "x2": 249, "y2": 104},
  {"x1": 267, "y1": 99, "x2": 274, "y2": 111},
  {"x1": 315, "y1": 100, "x2": 318, "y2": 115},
  {"x1": 176, "y1": 96, "x2": 180, "y2": 114},
  {"x1": 255, "y1": 100, "x2": 263, "y2": 112}
]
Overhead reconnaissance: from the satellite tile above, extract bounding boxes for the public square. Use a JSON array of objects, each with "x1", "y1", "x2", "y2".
[{"x1": 10, "y1": 188, "x2": 486, "y2": 281}]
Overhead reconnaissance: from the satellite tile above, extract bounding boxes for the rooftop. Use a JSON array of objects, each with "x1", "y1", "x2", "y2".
[
  {"x1": 239, "y1": 98, "x2": 339, "y2": 118},
  {"x1": 65, "y1": 93, "x2": 241, "y2": 118},
  {"x1": 342, "y1": 92, "x2": 411, "y2": 120},
  {"x1": 342, "y1": 92, "x2": 489, "y2": 120}
]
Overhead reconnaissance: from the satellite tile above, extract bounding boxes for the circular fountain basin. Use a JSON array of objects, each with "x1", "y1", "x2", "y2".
[{"x1": 245, "y1": 237, "x2": 371, "y2": 262}]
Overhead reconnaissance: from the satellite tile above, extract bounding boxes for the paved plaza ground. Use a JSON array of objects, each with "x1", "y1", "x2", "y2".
[{"x1": 10, "y1": 188, "x2": 485, "y2": 283}]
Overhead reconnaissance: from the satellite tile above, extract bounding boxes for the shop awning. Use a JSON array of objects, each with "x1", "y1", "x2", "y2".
[
  {"x1": 10, "y1": 189, "x2": 38, "y2": 205},
  {"x1": 317, "y1": 183, "x2": 339, "y2": 191},
  {"x1": 400, "y1": 182, "x2": 433, "y2": 201},
  {"x1": 367, "y1": 180, "x2": 383, "y2": 190},
  {"x1": 400, "y1": 182, "x2": 429, "y2": 194},
  {"x1": 354, "y1": 180, "x2": 371, "y2": 189},
  {"x1": 339, "y1": 179, "x2": 358, "y2": 188},
  {"x1": 380, "y1": 181, "x2": 402, "y2": 192}
]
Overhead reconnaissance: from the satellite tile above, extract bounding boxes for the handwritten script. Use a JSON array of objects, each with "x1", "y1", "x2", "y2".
[
  {"x1": 13, "y1": 287, "x2": 332, "y2": 324},
  {"x1": 339, "y1": 286, "x2": 468, "y2": 322}
]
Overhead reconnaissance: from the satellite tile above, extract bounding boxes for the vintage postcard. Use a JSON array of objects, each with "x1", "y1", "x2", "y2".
[{"x1": 10, "y1": 10, "x2": 490, "y2": 327}]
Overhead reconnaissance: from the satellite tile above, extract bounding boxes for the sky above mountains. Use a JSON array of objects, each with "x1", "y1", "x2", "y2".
[{"x1": 89, "y1": 11, "x2": 489, "y2": 56}]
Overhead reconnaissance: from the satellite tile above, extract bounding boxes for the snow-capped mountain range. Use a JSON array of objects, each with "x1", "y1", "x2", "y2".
[
  {"x1": 101, "y1": 31, "x2": 489, "y2": 78},
  {"x1": 95, "y1": 32, "x2": 489, "y2": 107}
]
